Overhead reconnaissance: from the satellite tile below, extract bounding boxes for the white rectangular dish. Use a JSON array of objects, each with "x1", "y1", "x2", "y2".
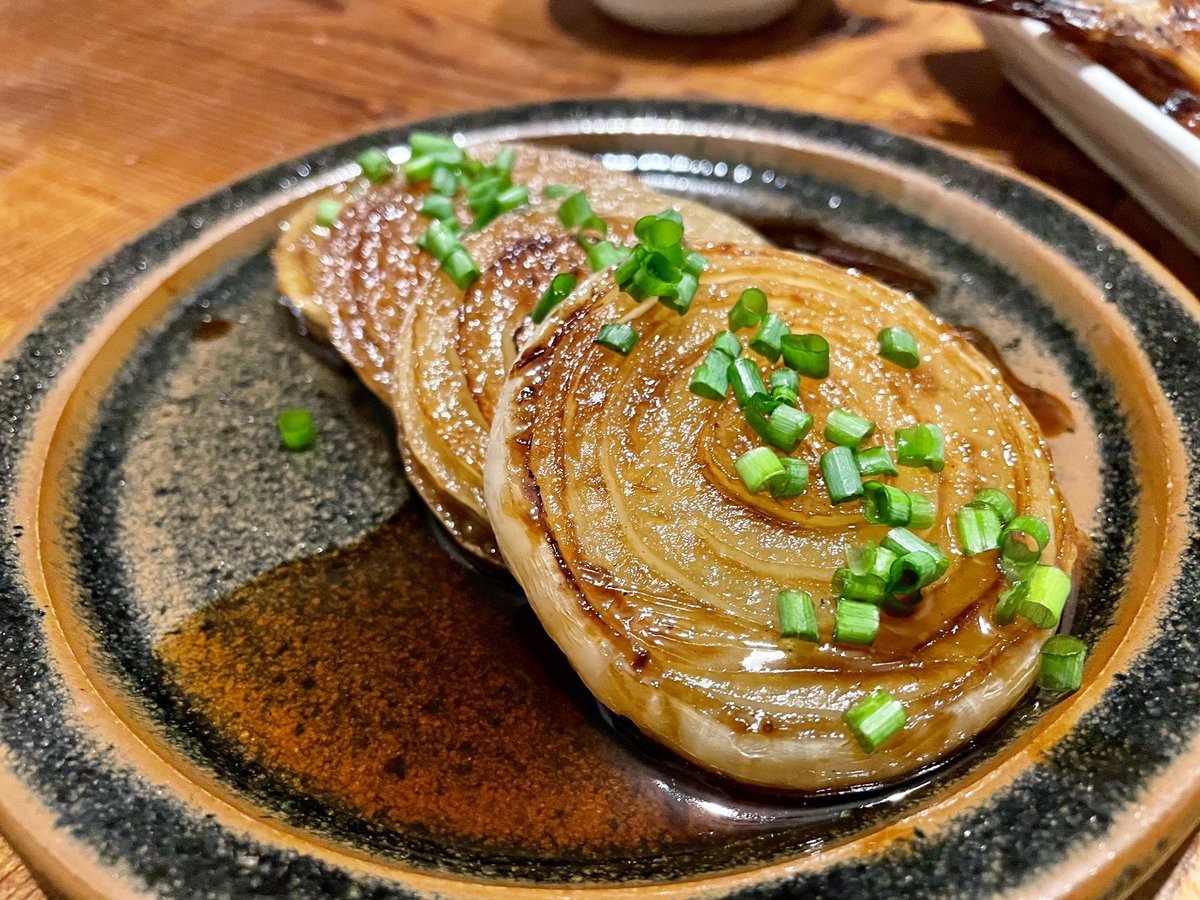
[{"x1": 975, "y1": 14, "x2": 1200, "y2": 256}]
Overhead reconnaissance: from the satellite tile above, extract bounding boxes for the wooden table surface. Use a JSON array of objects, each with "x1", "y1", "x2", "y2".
[{"x1": 1, "y1": 0, "x2": 1199, "y2": 896}]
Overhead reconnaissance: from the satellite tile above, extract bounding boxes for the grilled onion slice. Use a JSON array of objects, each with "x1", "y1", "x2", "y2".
[
  {"x1": 393, "y1": 196, "x2": 764, "y2": 563},
  {"x1": 272, "y1": 144, "x2": 650, "y2": 401},
  {"x1": 485, "y1": 244, "x2": 1077, "y2": 791}
]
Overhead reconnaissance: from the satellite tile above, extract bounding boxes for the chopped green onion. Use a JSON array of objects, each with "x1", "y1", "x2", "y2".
[
  {"x1": 490, "y1": 145, "x2": 516, "y2": 175},
  {"x1": 993, "y1": 579, "x2": 1028, "y2": 626},
  {"x1": 635, "y1": 213, "x2": 684, "y2": 249},
  {"x1": 1000, "y1": 515, "x2": 1050, "y2": 565},
  {"x1": 315, "y1": 198, "x2": 343, "y2": 228},
  {"x1": 834, "y1": 599, "x2": 880, "y2": 645},
  {"x1": 417, "y1": 220, "x2": 460, "y2": 261},
  {"x1": 862, "y1": 482, "x2": 910, "y2": 527},
  {"x1": 855, "y1": 446, "x2": 898, "y2": 477},
  {"x1": 847, "y1": 541, "x2": 899, "y2": 584},
  {"x1": 443, "y1": 247, "x2": 481, "y2": 289},
  {"x1": 544, "y1": 183, "x2": 575, "y2": 198},
  {"x1": 728, "y1": 288, "x2": 768, "y2": 331},
  {"x1": 466, "y1": 175, "x2": 502, "y2": 207},
  {"x1": 1017, "y1": 565, "x2": 1071, "y2": 629},
  {"x1": 277, "y1": 408, "x2": 316, "y2": 451},
  {"x1": 844, "y1": 689, "x2": 906, "y2": 753},
  {"x1": 409, "y1": 132, "x2": 464, "y2": 164},
  {"x1": 402, "y1": 154, "x2": 435, "y2": 182},
  {"x1": 881, "y1": 527, "x2": 949, "y2": 581},
  {"x1": 777, "y1": 590, "x2": 819, "y2": 642},
  {"x1": 956, "y1": 504, "x2": 1003, "y2": 556},
  {"x1": 895, "y1": 423, "x2": 945, "y2": 472},
  {"x1": 745, "y1": 396, "x2": 814, "y2": 453},
  {"x1": 585, "y1": 240, "x2": 630, "y2": 272},
  {"x1": 496, "y1": 184, "x2": 529, "y2": 212},
  {"x1": 689, "y1": 349, "x2": 731, "y2": 402},
  {"x1": 820, "y1": 446, "x2": 864, "y2": 505},
  {"x1": 356, "y1": 147, "x2": 394, "y2": 183},
  {"x1": 749, "y1": 313, "x2": 790, "y2": 362},
  {"x1": 728, "y1": 358, "x2": 769, "y2": 407},
  {"x1": 781, "y1": 333, "x2": 830, "y2": 378},
  {"x1": 888, "y1": 551, "x2": 940, "y2": 595},
  {"x1": 734, "y1": 446, "x2": 786, "y2": 493},
  {"x1": 878, "y1": 326, "x2": 920, "y2": 369},
  {"x1": 972, "y1": 488, "x2": 1016, "y2": 525},
  {"x1": 769, "y1": 367, "x2": 798, "y2": 394},
  {"x1": 530, "y1": 272, "x2": 578, "y2": 325},
  {"x1": 595, "y1": 322, "x2": 639, "y2": 355},
  {"x1": 684, "y1": 251, "x2": 708, "y2": 278},
  {"x1": 825, "y1": 408, "x2": 877, "y2": 449},
  {"x1": 430, "y1": 165, "x2": 459, "y2": 196},
  {"x1": 768, "y1": 457, "x2": 809, "y2": 499},
  {"x1": 660, "y1": 271, "x2": 698, "y2": 315},
  {"x1": 1038, "y1": 635, "x2": 1087, "y2": 692},
  {"x1": 712, "y1": 331, "x2": 742, "y2": 360},
  {"x1": 420, "y1": 193, "x2": 455, "y2": 222},
  {"x1": 557, "y1": 192, "x2": 596, "y2": 229},
  {"x1": 907, "y1": 493, "x2": 935, "y2": 530},
  {"x1": 833, "y1": 568, "x2": 887, "y2": 604}
]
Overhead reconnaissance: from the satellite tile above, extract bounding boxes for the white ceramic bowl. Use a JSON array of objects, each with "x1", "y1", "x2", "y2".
[{"x1": 592, "y1": 0, "x2": 797, "y2": 36}]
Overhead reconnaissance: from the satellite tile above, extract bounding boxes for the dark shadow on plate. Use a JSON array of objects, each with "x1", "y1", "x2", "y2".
[{"x1": 547, "y1": 0, "x2": 887, "y2": 64}]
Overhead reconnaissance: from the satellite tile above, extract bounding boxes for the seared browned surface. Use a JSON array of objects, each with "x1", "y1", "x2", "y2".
[{"x1": 2, "y1": 0, "x2": 1199, "y2": 892}]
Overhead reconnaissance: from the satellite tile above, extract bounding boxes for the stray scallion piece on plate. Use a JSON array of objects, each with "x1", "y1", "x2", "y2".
[
  {"x1": 956, "y1": 503, "x2": 1003, "y2": 555},
  {"x1": 728, "y1": 357, "x2": 769, "y2": 407},
  {"x1": 1017, "y1": 564, "x2": 1072, "y2": 629},
  {"x1": 895, "y1": 423, "x2": 945, "y2": 472},
  {"x1": 780, "y1": 332, "x2": 830, "y2": 378},
  {"x1": 277, "y1": 408, "x2": 316, "y2": 451},
  {"x1": 825, "y1": 408, "x2": 876, "y2": 449},
  {"x1": 768, "y1": 457, "x2": 809, "y2": 499},
  {"x1": 1038, "y1": 635, "x2": 1087, "y2": 692},
  {"x1": 863, "y1": 482, "x2": 934, "y2": 529},
  {"x1": 777, "y1": 589, "x2": 819, "y2": 642},
  {"x1": 834, "y1": 598, "x2": 880, "y2": 645},
  {"x1": 594, "y1": 322, "x2": 639, "y2": 355},
  {"x1": 712, "y1": 330, "x2": 742, "y2": 359},
  {"x1": 744, "y1": 396, "x2": 813, "y2": 453},
  {"x1": 734, "y1": 446, "x2": 786, "y2": 493},
  {"x1": 689, "y1": 349, "x2": 732, "y2": 402},
  {"x1": 844, "y1": 689, "x2": 907, "y2": 753},
  {"x1": 315, "y1": 198, "x2": 343, "y2": 228},
  {"x1": 821, "y1": 446, "x2": 864, "y2": 504},
  {"x1": 855, "y1": 445, "x2": 899, "y2": 477},
  {"x1": 878, "y1": 326, "x2": 920, "y2": 369},
  {"x1": 1000, "y1": 514, "x2": 1050, "y2": 564},
  {"x1": 749, "y1": 313, "x2": 790, "y2": 362}
]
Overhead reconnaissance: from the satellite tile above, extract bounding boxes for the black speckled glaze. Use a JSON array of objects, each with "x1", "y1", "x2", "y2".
[{"x1": 0, "y1": 100, "x2": 1194, "y2": 899}]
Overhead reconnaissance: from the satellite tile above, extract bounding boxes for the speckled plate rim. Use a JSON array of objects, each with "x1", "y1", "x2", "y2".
[{"x1": 1, "y1": 99, "x2": 1199, "y2": 899}]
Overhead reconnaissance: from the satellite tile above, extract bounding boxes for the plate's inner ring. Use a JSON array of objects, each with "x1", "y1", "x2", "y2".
[{"x1": 21, "y1": 122, "x2": 1178, "y2": 892}]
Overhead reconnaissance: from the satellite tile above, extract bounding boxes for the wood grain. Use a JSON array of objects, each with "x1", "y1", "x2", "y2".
[{"x1": 0, "y1": 0, "x2": 1197, "y2": 896}]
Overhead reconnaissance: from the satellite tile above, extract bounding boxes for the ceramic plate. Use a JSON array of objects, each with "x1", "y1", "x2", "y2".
[{"x1": 1, "y1": 100, "x2": 1199, "y2": 899}]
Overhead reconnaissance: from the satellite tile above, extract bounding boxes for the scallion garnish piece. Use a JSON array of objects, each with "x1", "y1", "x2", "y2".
[
  {"x1": 712, "y1": 331, "x2": 742, "y2": 360},
  {"x1": 745, "y1": 396, "x2": 814, "y2": 453},
  {"x1": 895, "y1": 423, "x2": 945, "y2": 472},
  {"x1": 768, "y1": 457, "x2": 809, "y2": 499},
  {"x1": 734, "y1": 446, "x2": 786, "y2": 493},
  {"x1": 728, "y1": 288, "x2": 768, "y2": 331},
  {"x1": 821, "y1": 446, "x2": 864, "y2": 505},
  {"x1": 844, "y1": 689, "x2": 906, "y2": 753},
  {"x1": 635, "y1": 213, "x2": 684, "y2": 249},
  {"x1": 430, "y1": 165, "x2": 459, "y2": 196},
  {"x1": 956, "y1": 504, "x2": 1003, "y2": 556},
  {"x1": 277, "y1": 408, "x2": 316, "y2": 451},
  {"x1": 557, "y1": 191, "x2": 597, "y2": 229},
  {"x1": 530, "y1": 272, "x2": 578, "y2": 325},
  {"x1": 834, "y1": 599, "x2": 880, "y2": 645},
  {"x1": 585, "y1": 240, "x2": 631, "y2": 272},
  {"x1": 1038, "y1": 635, "x2": 1087, "y2": 692},
  {"x1": 881, "y1": 527, "x2": 949, "y2": 582},
  {"x1": 888, "y1": 550, "x2": 940, "y2": 595},
  {"x1": 728, "y1": 358, "x2": 769, "y2": 408},
  {"x1": 780, "y1": 333, "x2": 830, "y2": 378},
  {"x1": 1000, "y1": 515, "x2": 1050, "y2": 564},
  {"x1": 769, "y1": 368, "x2": 799, "y2": 407},
  {"x1": 544, "y1": 183, "x2": 575, "y2": 198},
  {"x1": 855, "y1": 446, "x2": 898, "y2": 477},
  {"x1": 878, "y1": 326, "x2": 920, "y2": 369},
  {"x1": 847, "y1": 541, "x2": 899, "y2": 584},
  {"x1": 315, "y1": 198, "x2": 343, "y2": 228},
  {"x1": 749, "y1": 313, "x2": 789, "y2": 362},
  {"x1": 420, "y1": 193, "x2": 455, "y2": 222},
  {"x1": 690, "y1": 349, "x2": 731, "y2": 402},
  {"x1": 417, "y1": 220, "x2": 460, "y2": 261},
  {"x1": 595, "y1": 322, "x2": 639, "y2": 355},
  {"x1": 825, "y1": 408, "x2": 877, "y2": 449},
  {"x1": 862, "y1": 482, "x2": 911, "y2": 527},
  {"x1": 1017, "y1": 564, "x2": 1071, "y2": 629},
  {"x1": 409, "y1": 132, "x2": 464, "y2": 164},
  {"x1": 834, "y1": 567, "x2": 887, "y2": 604},
  {"x1": 777, "y1": 590, "x2": 819, "y2": 642},
  {"x1": 356, "y1": 147, "x2": 394, "y2": 183},
  {"x1": 496, "y1": 183, "x2": 529, "y2": 213},
  {"x1": 443, "y1": 247, "x2": 481, "y2": 289},
  {"x1": 491, "y1": 145, "x2": 516, "y2": 175},
  {"x1": 993, "y1": 579, "x2": 1027, "y2": 626},
  {"x1": 403, "y1": 154, "x2": 436, "y2": 182},
  {"x1": 972, "y1": 488, "x2": 1016, "y2": 525},
  {"x1": 908, "y1": 493, "x2": 935, "y2": 530}
]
